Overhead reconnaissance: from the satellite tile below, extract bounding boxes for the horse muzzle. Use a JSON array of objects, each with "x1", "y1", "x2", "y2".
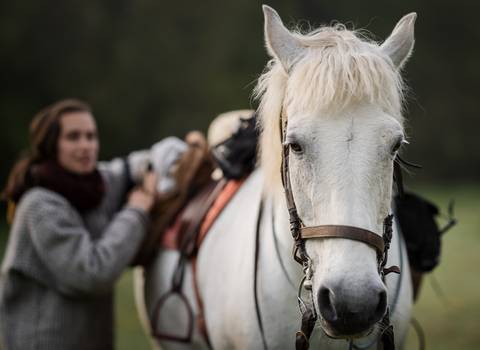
[{"x1": 317, "y1": 282, "x2": 387, "y2": 337}]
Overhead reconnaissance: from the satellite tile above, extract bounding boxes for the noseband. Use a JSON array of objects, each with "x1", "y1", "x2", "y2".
[{"x1": 279, "y1": 111, "x2": 400, "y2": 350}]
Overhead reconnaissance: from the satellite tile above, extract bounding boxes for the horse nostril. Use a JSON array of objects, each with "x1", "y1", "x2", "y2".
[
  {"x1": 318, "y1": 287, "x2": 336, "y2": 323},
  {"x1": 373, "y1": 290, "x2": 387, "y2": 321}
]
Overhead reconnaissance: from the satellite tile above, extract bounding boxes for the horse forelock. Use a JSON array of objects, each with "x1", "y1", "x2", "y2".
[{"x1": 254, "y1": 23, "x2": 406, "y2": 193}]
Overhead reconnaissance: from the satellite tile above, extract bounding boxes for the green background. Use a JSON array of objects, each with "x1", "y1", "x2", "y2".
[{"x1": 1, "y1": 0, "x2": 479, "y2": 184}]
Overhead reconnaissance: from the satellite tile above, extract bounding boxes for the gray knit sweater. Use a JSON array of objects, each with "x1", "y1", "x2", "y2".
[{"x1": 0, "y1": 159, "x2": 149, "y2": 350}]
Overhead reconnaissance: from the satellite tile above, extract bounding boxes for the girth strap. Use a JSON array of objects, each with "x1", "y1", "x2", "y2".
[{"x1": 300, "y1": 225, "x2": 385, "y2": 255}]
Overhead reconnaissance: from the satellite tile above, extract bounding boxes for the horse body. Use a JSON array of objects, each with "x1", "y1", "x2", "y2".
[
  {"x1": 200, "y1": 171, "x2": 413, "y2": 350},
  {"x1": 137, "y1": 169, "x2": 412, "y2": 349},
  {"x1": 135, "y1": 6, "x2": 417, "y2": 349}
]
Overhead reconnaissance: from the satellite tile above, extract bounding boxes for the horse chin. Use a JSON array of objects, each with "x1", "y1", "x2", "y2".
[{"x1": 319, "y1": 317, "x2": 373, "y2": 340}]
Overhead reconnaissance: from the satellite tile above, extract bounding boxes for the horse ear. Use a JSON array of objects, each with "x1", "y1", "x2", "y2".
[
  {"x1": 381, "y1": 13, "x2": 417, "y2": 69},
  {"x1": 262, "y1": 5, "x2": 303, "y2": 72}
]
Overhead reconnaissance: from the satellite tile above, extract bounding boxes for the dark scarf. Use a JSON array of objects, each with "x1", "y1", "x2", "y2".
[{"x1": 30, "y1": 160, "x2": 105, "y2": 212}]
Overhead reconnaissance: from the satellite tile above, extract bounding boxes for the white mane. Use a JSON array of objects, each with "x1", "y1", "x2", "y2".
[{"x1": 254, "y1": 24, "x2": 407, "y2": 191}]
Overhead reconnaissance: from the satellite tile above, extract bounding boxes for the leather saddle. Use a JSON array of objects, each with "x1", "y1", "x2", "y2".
[
  {"x1": 133, "y1": 130, "x2": 246, "y2": 345},
  {"x1": 131, "y1": 131, "x2": 217, "y2": 266},
  {"x1": 132, "y1": 109, "x2": 258, "y2": 266}
]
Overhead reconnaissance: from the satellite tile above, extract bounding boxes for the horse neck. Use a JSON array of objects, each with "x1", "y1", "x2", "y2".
[
  {"x1": 251, "y1": 189, "x2": 307, "y2": 344},
  {"x1": 260, "y1": 191, "x2": 303, "y2": 289}
]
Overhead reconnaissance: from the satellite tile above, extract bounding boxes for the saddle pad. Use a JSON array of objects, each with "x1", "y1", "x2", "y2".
[{"x1": 161, "y1": 178, "x2": 245, "y2": 250}]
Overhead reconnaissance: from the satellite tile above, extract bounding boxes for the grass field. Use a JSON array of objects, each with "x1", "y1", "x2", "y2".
[{"x1": 1, "y1": 183, "x2": 479, "y2": 349}]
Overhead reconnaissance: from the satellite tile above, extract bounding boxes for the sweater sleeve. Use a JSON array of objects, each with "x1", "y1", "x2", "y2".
[
  {"x1": 24, "y1": 190, "x2": 148, "y2": 296},
  {"x1": 97, "y1": 137, "x2": 188, "y2": 202}
]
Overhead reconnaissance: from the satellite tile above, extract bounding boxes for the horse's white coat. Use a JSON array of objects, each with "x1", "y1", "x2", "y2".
[{"x1": 135, "y1": 6, "x2": 416, "y2": 349}]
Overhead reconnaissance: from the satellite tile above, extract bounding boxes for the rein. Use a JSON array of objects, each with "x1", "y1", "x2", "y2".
[{"x1": 278, "y1": 109, "x2": 401, "y2": 350}]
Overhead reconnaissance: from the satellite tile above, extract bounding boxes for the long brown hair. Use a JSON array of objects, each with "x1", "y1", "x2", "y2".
[{"x1": 2, "y1": 99, "x2": 92, "y2": 205}]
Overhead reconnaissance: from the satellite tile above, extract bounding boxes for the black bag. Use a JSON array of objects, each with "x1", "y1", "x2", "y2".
[
  {"x1": 211, "y1": 113, "x2": 259, "y2": 179},
  {"x1": 394, "y1": 192, "x2": 444, "y2": 272}
]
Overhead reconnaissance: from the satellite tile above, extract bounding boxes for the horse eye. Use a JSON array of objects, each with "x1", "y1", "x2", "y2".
[
  {"x1": 391, "y1": 138, "x2": 404, "y2": 155},
  {"x1": 290, "y1": 142, "x2": 303, "y2": 154}
]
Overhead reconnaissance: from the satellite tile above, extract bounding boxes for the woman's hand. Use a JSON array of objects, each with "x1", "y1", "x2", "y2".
[{"x1": 127, "y1": 170, "x2": 158, "y2": 212}]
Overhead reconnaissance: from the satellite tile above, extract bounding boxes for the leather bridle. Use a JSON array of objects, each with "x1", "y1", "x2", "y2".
[{"x1": 278, "y1": 109, "x2": 401, "y2": 350}]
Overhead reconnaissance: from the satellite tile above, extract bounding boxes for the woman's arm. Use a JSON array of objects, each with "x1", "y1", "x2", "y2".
[{"x1": 24, "y1": 189, "x2": 149, "y2": 296}]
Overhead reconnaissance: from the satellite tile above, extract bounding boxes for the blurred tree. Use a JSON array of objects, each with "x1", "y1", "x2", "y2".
[{"x1": 0, "y1": 0, "x2": 478, "y2": 190}]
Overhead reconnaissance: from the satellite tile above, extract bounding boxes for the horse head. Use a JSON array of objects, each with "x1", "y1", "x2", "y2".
[{"x1": 256, "y1": 5, "x2": 416, "y2": 339}]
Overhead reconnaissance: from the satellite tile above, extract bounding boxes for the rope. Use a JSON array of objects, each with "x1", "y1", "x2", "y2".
[
  {"x1": 253, "y1": 200, "x2": 268, "y2": 350},
  {"x1": 410, "y1": 317, "x2": 426, "y2": 350},
  {"x1": 270, "y1": 201, "x2": 297, "y2": 289}
]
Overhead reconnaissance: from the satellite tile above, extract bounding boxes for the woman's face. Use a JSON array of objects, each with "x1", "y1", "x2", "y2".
[{"x1": 57, "y1": 111, "x2": 99, "y2": 174}]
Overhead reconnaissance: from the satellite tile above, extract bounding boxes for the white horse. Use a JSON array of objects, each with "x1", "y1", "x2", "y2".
[{"x1": 135, "y1": 5, "x2": 416, "y2": 349}]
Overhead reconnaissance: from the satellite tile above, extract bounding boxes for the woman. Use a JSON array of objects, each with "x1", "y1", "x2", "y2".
[{"x1": 0, "y1": 99, "x2": 184, "y2": 349}]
